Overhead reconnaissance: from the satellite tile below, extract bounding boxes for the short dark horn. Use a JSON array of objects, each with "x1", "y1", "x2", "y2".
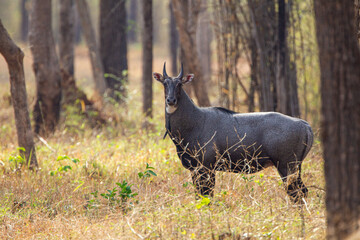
[
  {"x1": 177, "y1": 63, "x2": 183, "y2": 79},
  {"x1": 163, "y1": 62, "x2": 169, "y2": 78}
]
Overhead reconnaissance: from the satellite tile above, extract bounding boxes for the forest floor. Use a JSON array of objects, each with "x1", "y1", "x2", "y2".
[{"x1": 0, "y1": 45, "x2": 326, "y2": 239}]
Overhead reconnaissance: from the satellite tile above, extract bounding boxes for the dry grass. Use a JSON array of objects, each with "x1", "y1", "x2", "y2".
[{"x1": 0, "y1": 45, "x2": 326, "y2": 239}]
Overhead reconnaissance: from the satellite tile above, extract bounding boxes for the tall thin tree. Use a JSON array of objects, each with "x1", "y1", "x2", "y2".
[
  {"x1": 0, "y1": 20, "x2": 37, "y2": 168},
  {"x1": 29, "y1": 0, "x2": 62, "y2": 136},
  {"x1": 59, "y1": 0, "x2": 76, "y2": 104},
  {"x1": 196, "y1": 0, "x2": 212, "y2": 83},
  {"x1": 276, "y1": 0, "x2": 300, "y2": 117},
  {"x1": 20, "y1": 0, "x2": 29, "y2": 42},
  {"x1": 314, "y1": 0, "x2": 360, "y2": 238},
  {"x1": 128, "y1": 0, "x2": 138, "y2": 43},
  {"x1": 169, "y1": 2, "x2": 178, "y2": 75},
  {"x1": 76, "y1": 0, "x2": 106, "y2": 102},
  {"x1": 60, "y1": 0, "x2": 91, "y2": 108},
  {"x1": 142, "y1": 0, "x2": 153, "y2": 117},
  {"x1": 100, "y1": 0, "x2": 128, "y2": 102},
  {"x1": 248, "y1": 0, "x2": 277, "y2": 112}
]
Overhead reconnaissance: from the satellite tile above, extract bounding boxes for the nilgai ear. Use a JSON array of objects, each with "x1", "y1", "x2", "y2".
[
  {"x1": 153, "y1": 72, "x2": 164, "y2": 83},
  {"x1": 182, "y1": 74, "x2": 194, "y2": 84}
]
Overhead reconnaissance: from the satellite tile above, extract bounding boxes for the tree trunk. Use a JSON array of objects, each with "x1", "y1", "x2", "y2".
[
  {"x1": 176, "y1": 0, "x2": 192, "y2": 96},
  {"x1": 128, "y1": 0, "x2": 138, "y2": 43},
  {"x1": 212, "y1": 0, "x2": 228, "y2": 108},
  {"x1": 196, "y1": 0, "x2": 212, "y2": 83},
  {"x1": 142, "y1": 0, "x2": 153, "y2": 117},
  {"x1": 76, "y1": 0, "x2": 106, "y2": 101},
  {"x1": 60, "y1": 0, "x2": 92, "y2": 109},
  {"x1": 59, "y1": 0, "x2": 76, "y2": 104},
  {"x1": 172, "y1": 0, "x2": 210, "y2": 107},
  {"x1": 59, "y1": 0, "x2": 74, "y2": 78},
  {"x1": 275, "y1": 0, "x2": 300, "y2": 117},
  {"x1": 276, "y1": 0, "x2": 287, "y2": 114},
  {"x1": 248, "y1": 0, "x2": 277, "y2": 112},
  {"x1": 100, "y1": 0, "x2": 128, "y2": 102},
  {"x1": 29, "y1": 0, "x2": 62, "y2": 136},
  {"x1": 20, "y1": 0, "x2": 29, "y2": 42},
  {"x1": 0, "y1": 20, "x2": 38, "y2": 168},
  {"x1": 248, "y1": 39, "x2": 258, "y2": 112},
  {"x1": 314, "y1": 0, "x2": 360, "y2": 239},
  {"x1": 74, "y1": 7, "x2": 82, "y2": 44},
  {"x1": 356, "y1": 0, "x2": 360, "y2": 43},
  {"x1": 169, "y1": 2, "x2": 178, "y2": 75}
]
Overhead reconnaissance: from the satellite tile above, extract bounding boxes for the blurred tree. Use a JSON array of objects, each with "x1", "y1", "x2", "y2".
[
  {"x1": 356, "y1": 0, "x2": 360, "y2": 42},
  {"x1": 248, "y1": 39, "x2": 258, "y2": 112},
  {"x1": 315, "y1": 0, "x2": 360, "y2": 238},
  {"x1": 59, "y1": 0, "x2": 75, "y2": 103},
  {"x1": 212, "y1": 0, "x2": 299, "y2": 115},
  {"x1": 128, "y1": 0, "x2": 138, "y2": 43},
  {"x1": 176, "y1": 0, "x2": 192, "y2": 96},
  {"x1": 29, "y1": 0, "x2": 62, "y2": 136},
  {"x1": 275, "y1": 0, "x2": 299, "y2": 117},
  {"x1": 169, "y1": 2, "x2": 179, "y2": 76},
  {"x1": 213, "y1": 0, "x2": 251, "y2": 111},
  {"x1": 76, "y1": 0, "x2": 106, "y2": 103},
  {"x1": 213, "y1": 0, "x2": 243, "y2": 110},
  {"x1": 0, "y1": 19, "x2": 37, "y2": 168},
  {"x1": 59, "y1": 0, "x2": 92, "y2": 108},
  {"x1": 100, "y1": 0, "x2": 128, "y2": 102},
  {"x1": 172, "y1": 0, "x2": 210, "y2": 107},
  {"x1": 20, "y1": 0, "x2": 29, "y2": 42},
  {"x1": 74, "y1": 8, "x2": 82, "y2": 44},
  {"x1": 142, "y1": 0, "x2": 153, "y2": 117},
  {"x1": 248, "y1": 0, "x2": 277, "y2": 112},
  {"x1": 196, "y1": 0, "x2": 212, "y2": 87}
]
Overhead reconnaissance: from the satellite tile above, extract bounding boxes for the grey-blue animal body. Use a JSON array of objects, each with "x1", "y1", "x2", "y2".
[{"x1": 153, "y1": 63, "x2": 313, "y2": 203}]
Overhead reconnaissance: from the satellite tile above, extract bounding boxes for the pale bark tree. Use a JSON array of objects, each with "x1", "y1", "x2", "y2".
[
  {"x1": 142, "y1": 0, "x2": 153, "y2": 117},
  {"x1": 172, "y1": 0, "x2": 210, "y2": 107},
  {"x1": 0, "y1": 20, "x2": 37, "y2": 168},
  {"x1": 100, "y1": 0, "x2": 128, "y2": 102},
  {"x1": 315, "y1": 0, "x2": 360, "y2": 238},
  {"x1": 76, "y1": 0, "x2": 106, "y2": 101},
  {"x1": 29, "y1": 0, "x2": 62, "y2": 136}
]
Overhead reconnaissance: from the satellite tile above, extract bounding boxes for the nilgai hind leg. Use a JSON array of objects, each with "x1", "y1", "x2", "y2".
[{"x1": 276, "y1": 160, "x2": 308, "y2": 203}]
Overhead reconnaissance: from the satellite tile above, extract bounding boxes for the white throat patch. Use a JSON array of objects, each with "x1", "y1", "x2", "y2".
[{"x1": 166, "y1": 105, "x2": 178, "y2": 114}]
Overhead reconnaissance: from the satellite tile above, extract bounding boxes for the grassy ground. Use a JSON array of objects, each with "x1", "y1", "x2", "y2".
[{"x1": 0, "y1": 45, "x2": 326, "y2": 239}]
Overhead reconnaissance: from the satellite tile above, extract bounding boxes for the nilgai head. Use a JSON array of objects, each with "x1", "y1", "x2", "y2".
[{"x1": 153, "y1": 62, "x2": 194, "y2": 114}]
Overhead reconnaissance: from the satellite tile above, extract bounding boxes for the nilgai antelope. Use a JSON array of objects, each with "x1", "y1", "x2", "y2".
[{"x1": 153, "y1": 63, "x2": 313, "y2": 203}]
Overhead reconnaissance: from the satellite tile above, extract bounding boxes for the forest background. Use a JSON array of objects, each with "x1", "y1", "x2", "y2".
[{"x1": 0, "y1": 0, "x2": 358, "y2": 239}]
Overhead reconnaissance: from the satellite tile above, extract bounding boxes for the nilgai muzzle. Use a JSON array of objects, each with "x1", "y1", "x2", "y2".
[{"x1": 153, "y1": 63, "x2": 313, "y2": 203}]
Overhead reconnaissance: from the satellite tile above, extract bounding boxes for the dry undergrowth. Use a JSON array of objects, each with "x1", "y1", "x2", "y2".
[
  {"x1": 0, "y1": 116, "x2": 325, "y2": 239},
  {"x1": 0, "y1": 46, "x2": 326, "y2": 239}
]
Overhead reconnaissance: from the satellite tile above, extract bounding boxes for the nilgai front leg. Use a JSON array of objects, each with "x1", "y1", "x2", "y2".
[{"x1": 191, "y1": 167, "x2": 216, "y2": 197}]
